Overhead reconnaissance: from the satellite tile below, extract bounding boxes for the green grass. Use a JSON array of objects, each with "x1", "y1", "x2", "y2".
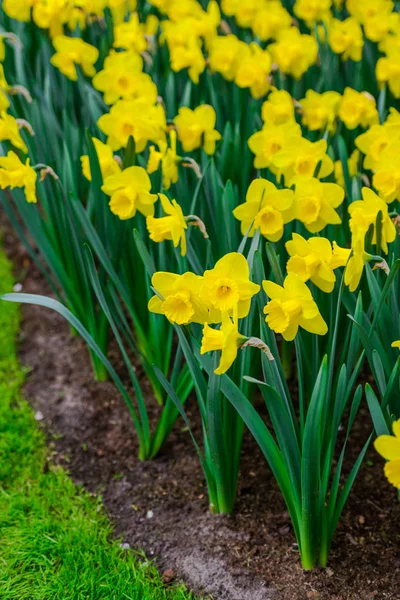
[{"x1": 0, "y1": 246, "x2": 196, "y2": 600}]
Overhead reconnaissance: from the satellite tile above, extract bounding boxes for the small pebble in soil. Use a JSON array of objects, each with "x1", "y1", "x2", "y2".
[
  {"x1": 120, "y1": 543, "x2": 130, "y2": 550},
  {"x1": 146, "y1": 510, "x2": 154, "y2": 519},
  {"x1": 34, "y1": 411, "x2": 44, "y2": 421}
]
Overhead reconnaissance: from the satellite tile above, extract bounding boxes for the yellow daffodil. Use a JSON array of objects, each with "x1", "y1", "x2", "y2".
[
  {"x1": 92, "y1": 51, "x2": 157, "y2": 105},
  {"x1": 0, "y1": 111, "x2": 28, "y2": 153},
  {"x1": 50, "y1": 35, "x2": 99, "y2": 81},
  {"x1": 334, "y1": 149, "x2": 360, "y2": 188},
  {"x1": 261, "y1": 88, "x2": 295, "y2": 125},
  {"x1": 3, "y1": 0, "x2": 33, "y2": 22},
  {"x1": 328, "y1": 17, "x2": 363, "y2": 62},
  {"x1": 80, "y1": 138, "x2": 121, "y2": 182},
  {"x1": 344, "y1": 235, "x2": 372, "y2": 292},
  {"x1": 251, "y1": 2, "x2": 292, "y2": 41},
  {"x1": 233, "y1": 178, "x2": 295, "y2": 241},
  {"x1": 263, "y1": 274, "x2": 328, "y2": 341},
  {"x1": 293, "y1": 0, "x2": 331, "y2": 27},
  {"x1": 355, "y1": 123, "x2": 400, "y2": 171},
  {"x1": 248, "y1": 122, "x2": 302, "y2": 170},
  {"x1": 113, "y1": 12, "x2": 149, "y2": 54},
  {"x1": 338, "y1": 88, "x2": 379, "y2": 130},
  {"x1": 377, "y1": 54, "x2": 400, "y2": 98},
  {"x1": 146, "y1": 193, "x2": 187, "y2": 256},
  {"x1": 373, "y1": 143, "x2": 400, "y2": 203},
  {"x1": 147, "y1": 130, "x2": 180, "y2": 190},
  {"x1": 293, "y1": 177, "x2": 344, "y2": 233},
  {"x1": 272, "y1": 138, "x2": 334, "y2": 185},
  {"x1": 101, "y1": 166, "x2": 158, "y2": 220},
  {"x1": 348, "y1": 187, "x2": 396, "y2": 254},
  {"x1": 375, "y1": 418, "x2": 400, "y2": 489},
  {"x1": 286, "y1": 233, "x2": 350, "y2": 293},
  {"x1": 174, "y1": 105, "x2": 221, "y2": 155},
  {"x1": 109, "y1": 0, "x2": 139, "y2": 25},
  {"x1": 162, "y1": 21, "x2": 206, "y2": 84},
  {"x1": 0, "y1": 65, "x2": 10, "y2": 111},
  {"x1": 0, "y1": 151, "x2": 37, "y2": 204},
  {"x1": 148, "y1": 271, "x2": 208, "y2": 325},
  {"x1": 33, "y1": 0, "x2": 72, "y2": 38},
  {"x1": 200, "y1": 252, "x2": 260, "y2": 322},
  {"x1": 97, "y1": 99, "x2": 167, "y2": 152},
  {"x1": 200, "y1": 312, "x2": 247, "y2": 375},
  {"x1": 298, "y1": 90, "x2": 341, "y2": 132},
  {"x1": 234, "y1": 43, "x2": 272, "y2": 99},
  {"x1": 208, "y1": 34, "x2": 247, "y2": 81},
  {"x1": 269, "y1": 27, "x2": 318, "y2": 80}
]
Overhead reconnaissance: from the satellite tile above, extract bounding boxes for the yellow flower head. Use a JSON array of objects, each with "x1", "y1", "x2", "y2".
[
  {"x1": 263, "y1": 274, "x2": 328, "y2": 341},
  {"x1": 292, "y1": 177, "x2": 344, "y2": 233},
  {"x1": 234, "y1": 42, "x2": 272, "y2": 99},
  {"x1": 33, "y1": 0, "x2": 72, "y2": 38},
  {"x1": 97, "y1": 99, "x2": 167, "y2": 152},
  {"x1": 377, "y1": 54, "x2": 400, "y2": 98},
  {"x1": 162, "y1": 20, "x2": 206, "y2": 84},
  {"x1": 3, "y1": 0, "x2": 33, "y2": 22},
  {"x1": 293, "y1": 0, "x2": 332, "y2": 27},
  {"x1": 344, "y1": 234, "x2": 370, "y2": 292},
  {"x1": 200, "y1": 252, "x2": 260, "y2": 322},
  {"x1": 233, "y1": 178, "x2": 295, "y2": 241},
  {"x1": 272, "y1": 138, "x2": 334, "y2": 185},
  {"x1": 146, "y1": 193, "x2": 187, "y2": 256},
  {"x1": 269, "y1": 27, "x2": 319, "y2": 80},
  {"x1": 261, "y1": 88, "x2": 295, "y2": 125},
  {"x1": 148, "y1": 271, "x2": 208, "y2": 325},
  {"x1": 248, "y1": 122, "x2": 302, "y2": 170},
  {"x1": 200, "y1": 312, "x2": 247, "y2": 375},
  {"x1": 373, "y1": 143, "x2": 400, "y2": 203},
  {"x1": 81, "y1": 138, "x2": 121, "y2": 182},
  {"x1": 348, "y1": 187, "x2": 396, "y2": 254},
  {"x1": 355, "y1": 123, "x2": 400, "y2": 171},
  {"x1": 147, "y1": 129, "x2": 180, "y2": 190},
  {"x1": 251, "y1": 2, "x2": 292, "y2": 42},
  {"x1": 113, "y1": 12, "x2": 149, "y2": 54},
  {"x1": 208, "y1": 34, "x2": 248, "y2": 81},
  {"x1": 0, "y1": 151, "x2": 37, "y2": 204},
  {"x1": 174, "y1": 105, "x2": 221, "y2": 155},
  {"x1": 298, "y1": 90, "x2": 341, "y2": 132},
  {"x1": 0, "y1": 111, "x2": 28, "y2": 153},
  {"x1": 328, "y1": 17, "x2": 363, "y2": 62},
  {"x1": 50, "y1": 35, "x2": 99, "y2": 81},
  {"x1": 338, "y1": 88, "x2": 379, "y2": 130},
  {"x1": 375, "y1": 418, "x2": 400, "y2": 489},
  {"x1": 92, "y1": 51, "x2": 157, "y2": 105},
  {"x1": 286, "y1": 233, "x2": 350, "y2": 293},
  {"x1": 101, "y1": 166, "x2": 158, "y2": 220}
]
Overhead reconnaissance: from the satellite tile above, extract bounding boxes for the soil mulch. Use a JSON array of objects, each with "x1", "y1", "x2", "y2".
[{"x1": 2, "y1": 221, "x2": 399, "y2": 600}]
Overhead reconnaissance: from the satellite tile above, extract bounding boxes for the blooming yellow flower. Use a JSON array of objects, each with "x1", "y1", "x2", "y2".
[
  {"x1": 50, "y1": 35, "x2": 99, "y2": 81},
  {"x1": 328, "y1": 17, "x2": 363, "y2": 62},
  {"x1": 0, "y1": 151, "x2": 37, "y2": 204},
  {"x1": 263, "y1": 274, "x2": 328, "y2": 341},
  {"x1": 298, "y1": 90, "x2": 341, "y2": 132},
  {"x1": 208, "y1": 34, "x2": 247, "y2": 81},
  {"x1": 148, "y1": 271, "x2": 208, "y2": 325},
  {"x1": 248, "y1": 122, "x2": 302, "y2": 170},
  {"x1": 162, "y1": 20, "x2": 206, "y2": 84},
  {"x1": 109, "y1": 0, "x2": 138, "y2": 25},
  {"x1": 293, "y1": 176, "x2": 344, "y2": 233},
  {"x1": 373, "y1": 143, "x2": 400, "y2": 203},
  {"x1": 348, "y1": 187, "x2": 396, "y2": 254},
  {"x1": 0, "y1": 65, "x2": 10, "y2": 111},
  {"x1": 80, "y1": 138, "x2": 121, "y2": 182},
  {"x1": 377, "y1": 54, "x2": 400, "y2": 98},
  {"x1": 286, "y1": 233, "x2": 350, "y2": 293},
  {"x1": 261, "y1": 88, "x2": 295, "y2": 125},
  {"x1": 97, "y1": 99, "x2": 167, "y2": 152},
  {"x1": 0, "y1": 111, "x2": 28, "y2": 153},
  {"x1": 200, "y1": 252, "x2": 260, "y2": 322},
  {"x1": 343, "y1": 234, "x2": 370, "y2": 292},
  {"x1": 101, "y1": 166, "x2": 158, "y2": 220},
  {"x1": 174, "y1": 105, "x2": 221, "y2": 155},
  {"x1": 92, "y1": 51, "x2": 157, "y2": 105},
  {"x1": 234, "y1": 43, "x2": 272, "y2": 99},
  {"x1": 338, "y1": 88, "x2": 379, "y2": 130},
  {"x1": 355, "y1": 123, "x2": 400, "y2": 170},
  {"x1": 233, "y1": 178, "x2": 295, "y2": 241},
  {"x1": 113, "y1": 12, "x2": 149, "y2": 53},
  {"x1": 3, "y1": 0, "x2": 33, "y2": 22},
  {"x1": 269, "y1": 27, "x2": 318, "y2": 80},
  {"x1": 146, "y1": 193, "x2": 187, "y2": 256},
  {"x1": 334, "y1": 149, "x2": 360, "y2": 187},
  {"x1": 374, "y1": 418, "x2": 400, "y2": 489},
  {"x1": 272, "y1": 138, "x2": 334, "y2": 185},
  {"x1": 293, "y1": 0, "x2": 331, "y2": 26},
  {"x1": 200, "y1": 312, "x2": 247, "y2": 375},
  {"x1": 251, "y1": 2, "x2": 292, "y2": 41},
  {"x1": 33, "y1": 0, "x2": 72, "y2": 38},
  {"x1": 147, "y1": 129, "x2": 180, "y2": 190}
]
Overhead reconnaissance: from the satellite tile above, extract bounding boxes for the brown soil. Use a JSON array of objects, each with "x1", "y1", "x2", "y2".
[{"x1": 2, "y1": 222, "x2": 400, "y2": 600}]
